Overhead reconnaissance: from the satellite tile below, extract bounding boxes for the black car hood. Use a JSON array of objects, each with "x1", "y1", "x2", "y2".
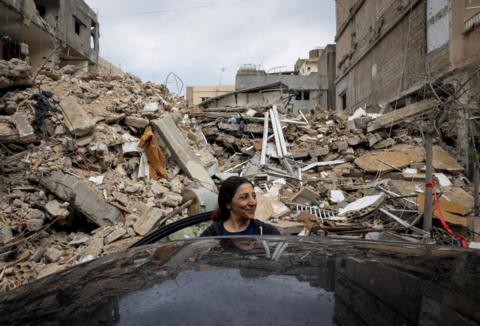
[{"x1": 0, "y1": 236, "x2": 479, "y2": 325}]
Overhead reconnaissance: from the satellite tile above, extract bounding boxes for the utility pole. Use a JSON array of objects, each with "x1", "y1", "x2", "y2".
[
  {"x1": 423, "y1": 130, "x2": 433, "y2": 233},
  {"x1": 474, "y1": 159, "x2": 479, "y2": 216}
]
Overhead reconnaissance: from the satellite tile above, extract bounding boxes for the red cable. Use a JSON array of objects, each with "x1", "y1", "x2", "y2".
[{"x1": 431, "y1": 183, "x2": 468, "y2": 248}]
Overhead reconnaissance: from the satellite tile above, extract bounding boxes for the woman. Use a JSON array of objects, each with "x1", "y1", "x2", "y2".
[{"x1": 201, "y1": 176, "x2": 280, "y2": 236}]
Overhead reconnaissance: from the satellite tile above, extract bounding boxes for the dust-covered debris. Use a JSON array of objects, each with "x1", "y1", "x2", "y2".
[{"x1": 0, "y1": 57, "x2": 477, "y2": 294}]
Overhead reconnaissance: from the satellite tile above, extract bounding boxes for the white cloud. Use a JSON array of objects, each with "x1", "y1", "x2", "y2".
[{"x1": 84, "y1": 0, "x2": 336, "y2": 94}]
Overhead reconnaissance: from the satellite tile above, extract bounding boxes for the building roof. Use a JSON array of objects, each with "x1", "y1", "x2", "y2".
[{"x1": 199, "y1": 82, "x2": 289, "y2": 107}]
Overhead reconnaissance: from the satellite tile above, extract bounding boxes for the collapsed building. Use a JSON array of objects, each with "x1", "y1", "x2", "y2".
[
  {"x1": 0, "y1": 0, "x2": 479, "y2": 297},
  {"x1": 197, "y1": 46, "x2": 337, "y2": 114},
  {"x1": 335, "y1": 0, "x2": 480, "y2": 175},
  {"x1": 0, "y1": 0, "x2": 99, "y2": 81}
]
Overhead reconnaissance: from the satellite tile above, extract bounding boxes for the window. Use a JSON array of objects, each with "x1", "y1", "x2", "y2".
[
  {"x1": 74, "y1": 21, "x2": 80, "y2": 35},
  {"x1": 37, "y1": 6, "x2": 46, "y2": 18},
  {"x1": 303, "y1": 91, "x2": 310, "y2": 101},
  {"x1": 295, "y1": 91, "x2": 302, "y2": 101},
  {"x1": 340, "y1": 91, "x2": 347, "y2": 111},
  {"x1": 74, "y1": 17, "x2": 81, "y2": 35},
  {"x1": 90, "y1": 22, "x2": 97, "y2": 50},
  {"x1": 200, "y1": 97, "x2": 210, "y2": 102}
]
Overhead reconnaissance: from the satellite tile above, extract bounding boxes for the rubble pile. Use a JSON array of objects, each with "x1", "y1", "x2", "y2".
[
  {"x1": 0, "y1": 58, "x2": 32, "y2": 90},
  {"x1": 0, "y1": 63, "x2": 214, "y2": 293},
  {"x1": 192, "y1": 100, "x2": 476, "y2": 242},
  {"x1": 0, "y1": 60, "x2": 477, "y2": 294}
]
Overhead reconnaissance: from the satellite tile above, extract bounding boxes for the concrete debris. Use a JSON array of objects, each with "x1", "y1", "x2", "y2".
[
  {"x1": 338, "y1": 194, "x2": 386, "y2": 218},
  {"x1": 432, "y1": 145, "x2": 464, "y2": 172},
  {"x1": 0, "y1": 58, "x2": 32, "y2": 88},
  {"x1": 40, "y1": 171, "x2": 121, "y2": 226},
  {"x1": 0, "y1": 62, "x2": 201, "y2": 293},
  {"x1": 133, "y1": 207, "x2": 164, "y2": 236},
  {"x1": 330, "y1": 190, "x2": 345, "y2": 203},
  {"x1": 44, "y1": 247, "x2": 63, "y2": 263},
  {"x1": 60, "y1": 96, "x2": 95, "y2": 137},
  {"x1": 254, "y1": 193, "x2": 274, "y2": 221},
  {"x1": 354, "y1": 151, "x2": 410, "y2": 172},
  {"x1": 289, "y1": 187, "x2": 320, "y2": 204},
  {"x1": 0, "y1": 57, "x2": 477, "y2": 296},
  {"x1": 367, "y1": 99, "x2": 437, "y2": 132},
  {"x1": 104, "y1": 227, "x2": 127, "y2": 244},
  {"x1": 125, "y1": 116, "x2": 149, "y2": 129},
  {"x1": 45, "y1": 200, "x2": 70, "y2": 219}
]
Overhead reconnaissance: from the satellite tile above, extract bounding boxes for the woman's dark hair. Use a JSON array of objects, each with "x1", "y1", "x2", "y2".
[{"x1": 211, "y1": 176, "x2": 253, "y2": 222}]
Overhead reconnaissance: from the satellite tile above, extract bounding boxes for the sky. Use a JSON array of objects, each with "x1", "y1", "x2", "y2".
[{"x1": 84, "y1": 0, "x2": 336, "y2": 95}]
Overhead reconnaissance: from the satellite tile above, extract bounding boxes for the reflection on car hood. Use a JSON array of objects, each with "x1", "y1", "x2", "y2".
[{"x1": 0, "y1": 236, "x2": 479, "y2": 325}]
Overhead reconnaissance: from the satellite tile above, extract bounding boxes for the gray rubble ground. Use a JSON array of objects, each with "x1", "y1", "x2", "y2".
[
  {"x1": 0, "y1": 63, "x2": 208, "y2": 293},
  {"x1": 0, "y1": 60, "x2": 476, "y2": 295}
]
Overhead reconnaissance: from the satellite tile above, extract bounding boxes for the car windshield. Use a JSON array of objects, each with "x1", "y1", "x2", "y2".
[{"x1": 1, "y1": 0, "x2": 479, "y2": 320}]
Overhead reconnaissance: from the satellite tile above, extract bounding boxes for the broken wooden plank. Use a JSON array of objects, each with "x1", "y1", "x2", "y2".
[
  {"x1": 367, "y1": 99, "x2": 437, "y2": 132},
  {"x1": 151, "y1": 114, "x2": 216, "y2": 190}
]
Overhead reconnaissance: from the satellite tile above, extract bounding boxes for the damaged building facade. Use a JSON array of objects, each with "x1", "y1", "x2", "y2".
[
  {"x1": 335, "y1": 0, "x2": 480, "y2": 174},
  {"x1": 235, "y1": 46, "x2": 336, "y2": 114},
  {"x1": 0, "y1": 0, "x2": 99, "y2": 73},
  {"x1": 199, "y1": 47, "x2": 336, "y2": 114}
]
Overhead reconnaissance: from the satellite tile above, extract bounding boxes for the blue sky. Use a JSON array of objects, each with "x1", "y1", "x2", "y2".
[{"x1": 85, "y1": 0, "x2": 336, "y2": 94}]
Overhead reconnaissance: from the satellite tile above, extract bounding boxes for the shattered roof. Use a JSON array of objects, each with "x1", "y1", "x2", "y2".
[{"x1": 198, "y1": 81, "x2": 289, "y2": 107}]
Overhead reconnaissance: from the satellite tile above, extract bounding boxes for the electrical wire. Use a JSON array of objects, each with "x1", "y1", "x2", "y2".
[{"x1": 100, "y1": 0, "x2": 256, "y2": 18}]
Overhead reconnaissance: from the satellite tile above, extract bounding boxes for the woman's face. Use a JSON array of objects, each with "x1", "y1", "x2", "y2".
[{"x1": 227, "y1": 183, "x2": 257, "y2": 220}]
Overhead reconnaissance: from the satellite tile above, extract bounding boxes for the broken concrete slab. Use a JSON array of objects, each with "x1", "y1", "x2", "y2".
[
  {"x1": 12, "y1": 112, "x2": 35, "y2": 143},
  {"x1": 26, "y1": 219, "x2": 44, "y2": 231},
  {"x1": 339, "y1": 194, "x2": 386, "y2": 218},
  {"x1": 39, "y1": 171, "x2": 121, "y2": 226},
  {"x1": 301, "y1": 160, "x2": 345, "y2": 172},
  {"x1": 37, "y1": 263, "x2": 63, "y2": 279},
  {"x1": 44, "y1": 247, "x2": 63, "y2": 263},
  {"x1": 432, "y1": 145, "x2": 464, "y2": 173},
  {"x1": 82, "y1": 237, "x2": 104, "y2": 259},
  {"x1": 271, "y1": 199, "x2": 290, "y2": 218},
  {"x1": 159, "y1": 192, "x2": 183, "y2": 207},
  {"x1": 354, "y1": 151, "x2": 410, "y2": 172},
  {"x1": 268, "y1": 220, "x2": 305, "y2": 235},
  {"x1": 309, "y1": 146, "x2": 330, "y2": 157},
  {"x1": 151, "y1": 115, "x2": 216, "y2": 190},
  {"x1": 433, "y1": 173, "x2": 452, "y2": 187},
  {"x1": 330, "y1": 190, "x2": 345, "y2": 203},
  {"x1": 133, "y1": 207, "x2": 164, "y2": 236},
  {"x1": 367, "y1": 99, "x2": 437, "y2": 132},
  {"x1": 75, "y1": 133, "x2": 95, "y2": 146},
  {"x1": 392, "y1": 144, "x2": 425, "y2": 163},
  {"x1": 0, "y1": 119, "x2": 19, "y2": 143},
  {"x1": 347, "y1": 135, "x2": 362, "y2": 146},
  {"x1": 104, "y1": 227, "x2": 127, "y2": 244},
  {"x1": 60, "y1": 96, "x2": 95, "y2": 137},
  {"x1": 289, "y1": 187, "x2": 320, "y2": 205},
  {"x1": 372, "y1": 138, "x2": 396, "y2": 149},
  {"x1": 442, "y1": 187, "x2": 474, "y2": 212},
  {"x1": 255, "y1": 193, "x2": 274, "y2": 221},
  {"x1": 151, "y1": 183, "x2": 169, "y2": 196},
  {"x1": 125, "y1": 116, "x2": 149, "y2": 129},
  {"x1": 418, "y1": 193, "x2": 469, "y2": 226},
  {"x1": 45, "y1": 200, "x2": 69, "y2": 219}
]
